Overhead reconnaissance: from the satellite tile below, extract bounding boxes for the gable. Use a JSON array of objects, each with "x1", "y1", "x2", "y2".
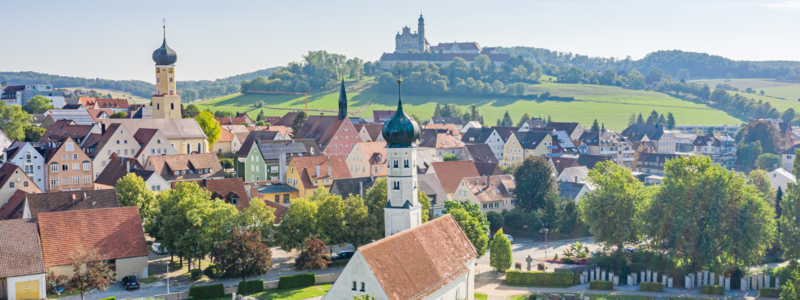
[{"x1": 323, "y1": 252, "x2": 389, "y2": 300}]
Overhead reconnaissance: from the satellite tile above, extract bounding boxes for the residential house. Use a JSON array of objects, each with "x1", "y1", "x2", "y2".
[
  {"x1": 631, "y1": 141, "x2": 658, "y2": 162},
  {"x1": 145, "y1": 153, "x2": 225, "y2": 183},
  {"x1": 330, "y1": 177, "x2": 377, "y2": 199},
  {"x1": 675, "y1": 124, "x2": 739, "y2": 136},
  {"x1": 102, "y1": 119, "x2": 208, "y2": 154},
  {"x1": 215, "y1": 116, "x2": 254, "y2": 126},
  {"x1": 519, "y1": 118, "x2": 546, "y2": 132},
  {"x1": 428, "y1": 161, "x2": 481, "y2": 198},
  {"x1": 248, "y1": 181, "x2": 299, "y2": 207},
  {"x1": 94, "y1": 154, "x2": 169, "y2": 193},
  {"x1": 238, "y1": 138, "x2": 321, "y2": 182},
  {"x1": 576, "y1": 155, "x2": 613, "y2": 170},
  {"x1": 39, "y1": 120, "x2": 100, "y2": 145},
  {"x1": 294, "y1": 115, "x2": 361, "y2": 156},
  {"x1": 418, "y1": 173, "x2": 448, "y2": 216},
  {"x1": 0, "y1": 164, "x2": 42, "y2": 206},
  {"x1": 430, "y1": 117, "x2": 465, "y2": 129},
  {"x1": 415, "y1": 148, "x2": 443, "y2": 174},
  {"x1": 475, "y1": 163, "x2": 502, "y2": 176},
  {"x1": 77, "y1": 97, "x2": 130, "y2": 113},
  {"x1": 133, "y1": 128, "x2": 178, "y2": 165},
  {"x1": 271, "y1": 112, "x2": 298, "y2": 126},
  {"x1": 451, "y1": 175, "x2": 516, "y2": 213},
  {"x1": 692, "y1": 131, "x2": 737, "y2": 168},
  {"x1": 286, "y1": 156, "x2": 351, "y2": 198},
  {"x1": 346, "y1": 142, "x2": 388, "y2": 178},
  {"x1": 461, "y1": 128, "x2": 504, "y2": 160},
  {"x1": 781, "y1": 144, "x2": 800, "y2": 170},
  {"x1": 372, "y1": 110, "x2": 395, "y2": 123},
  {"x1": 235, "y1": 112, "x2": 255, "y2": 124},
  {"x1": 30, "y1": 114, "x2": 46, "y2": 127},
  {"x1": 546, "y1": 122, "x2": 584, "y2": 140},
  {"x1": 323, "y1": 215, "x2": 476, "y2": 300},
  {"x1": 634, "y1": 152, "x2": 684, "y2": 176},
  {"x1": 558, "y1": 181, "x2": 594, "y2": 202},
  {"x1": 85, "y1": 109, "x2": 113, "y2": 123},
  {"x1": 213, "y1": 127, "x2": 237, "y2": 154},
  {"x1": 577, "y1": 131, "x2": 635, "y2": 168},
  {"x1": 459, "y1": 144, "x2": 498, "y2": 164},
  {"x1": 1, "y1": 84, "x2": 65, "y2": 108},
  {"x1": 768, "y1": 168, "x2": 796, "y2": 192},
  {"x1": 178, "y1": 178, "x2": 250, "y2": 211},
  {"x1": 673, "y1": 131, "x2": 698, "y2": 152},
  {"x1": 2, "y1": 142, "x2": 46, "y2": 191},
  {"x1": 21, "y1": 189, "x2": 120, "y2": 220},
  {"x1": 621, "y1": 124, "x2": 676, "y2": 154},
  {"x1": 423, "y1": 123, "x2": 461, "y2": 140},
  {"x1": 82, "y1": 123, "x2": 141, "y2": 178},
  {"x1": 548, "y1": 130, "x2": 578, "y2": 156},
  {"x1": 41, "y1": 109, "x2": 96, "y2": 127},
  {"x1": 556, "y1": 166, "x2": 589, "y2": 183},
  {"x1": 38, "y1": 207, "x2": 149, "y2": 281},
  {"x1": 459, "y1": 120, "x2": 481, "y2": 133},
  {"x1": 0, "y1": 130, "x2": 10, "y2": 154},
  {"x1": 0, "y1": 190, "x2": 27, "y2": 219},
  {"x1": 778, "y1": 122, "x2": 799, "y2": 152},
  {"x1": 549, "y1": 156, "x2": 580, "y2": 177},
  {"x1": 516, "y1": 131, "x2": 554, "y2": 159},
  {"x1": 354, "y1": 124, "x2": 385, "y2": 142},
  {"x1": 502, "y1": 132, "x2": 525, "y2": 167},
  {"x1": 42, "y1": 137, "x2": 94, "y2": 191},
  {"x1": 418, "y1": 129, "x2": 464, "y2": 158},
  {"x1": 0, "y1": 219, "x2": 47, "y2": 300}
]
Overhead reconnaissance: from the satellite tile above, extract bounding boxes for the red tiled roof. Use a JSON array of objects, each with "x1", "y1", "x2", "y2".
[
  {"x1": 0, "y1": 218, "x2": 47, "y2": 277},
  {"x1": 292, "y1": 156, "x2": 351, "y2": 189},
  {"x1": 37, "y1": 206, "x2": 148, "y2": 267},
  {"x1": 358, "y1": 215, "x2": 477, "y2": 300},
  {"x1": 172, "y1": 178, "x2": 251, "y2": 211},
  {"x1": 430, "y1": 161, "x2": 480, "y2": 193},
  {"x1": 218, "y1": 127, "x2": 234, "y2": 142},
  {"x1": 216, "y1": 117, "x2": 251, "y2": 126},
  {"x1": 0, "y1": 190, "x2": 28, "y2": 220}
]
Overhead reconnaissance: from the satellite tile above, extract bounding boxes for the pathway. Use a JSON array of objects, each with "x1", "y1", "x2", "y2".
[{"x1": 474, "y1": 282, "x2": 775, "y2": 300}]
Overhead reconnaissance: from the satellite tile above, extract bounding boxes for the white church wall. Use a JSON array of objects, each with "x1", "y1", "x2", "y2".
[
  {"x1": 422, "y1": 258, "x2": 476, "y2": 300},
  {"x1": 322, "y1": 252, "x2": 389, "y2": 300}
]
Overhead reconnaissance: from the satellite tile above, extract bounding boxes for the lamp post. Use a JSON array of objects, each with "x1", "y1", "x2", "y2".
[{"x1": 539, "y1": 227, "x2": 549, "y2": 261}]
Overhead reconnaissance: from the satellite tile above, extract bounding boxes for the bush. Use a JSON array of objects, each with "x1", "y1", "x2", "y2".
[
  {"x1": 188, "y1": 283, "x2": 225, "y2": 299},
  {"x1": 237, "y1": 280, "x2": 264, "y2": 295},
  {"x1": 331, "y1": 259, "x2": 350, "y2": 267},
  {"x1": 203, "y1": 263, "x2": 218, "y2": 278},
  {"x1": 759, "y1": 287, "x2": 781, "y2": 298},
  {"x1": 515, "y1": 262, "x2": 522, "y2": 270},
  {"x1": 573, "y1": 273, "x2": 581, "y2": 285},
  {"x1": 506, "y1": 270, "x2": 574, "y2": 287},
  {"x1": 553, "y1": 254, "x2": 559, "y2": 260},
  {"x1": 589, "y1": 280, "x2": 613, "y2": 290},
  {"x1": 98, "y1": 297, "x2": 116, "y2": 300},
  {"x1": 190, "y1": 269, "x2": 202, "y2": 280},
  {"x1": 700, "y1": 285, "x2": 724, "y2": 295},
  {"x1": 562, "y1": 257, "x2": 574, "y2": 264},
  {"x1": 640, "y1": 282, "x2": 664, "y2": 292},
  {"x1": 278, "y1": 273, "x2": 316, "y2": 290}
]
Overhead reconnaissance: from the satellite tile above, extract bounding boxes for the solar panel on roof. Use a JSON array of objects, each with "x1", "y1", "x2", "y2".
[{"x1": 258, "y1": 143, "x2": 308, "y2": 160}]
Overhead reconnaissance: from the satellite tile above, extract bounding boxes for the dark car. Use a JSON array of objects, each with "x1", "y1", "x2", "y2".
[
  {"x1": 121, "y1": 275, "x2": 140, "y2": 290},
  {"x1": 331, "y1": 250, "x2": 355, "y2": 260}
]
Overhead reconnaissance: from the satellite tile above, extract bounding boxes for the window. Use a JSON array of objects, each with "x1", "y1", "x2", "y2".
[
  {"x1": 26, "y1": 153, "x2": 32, "y2": 163},
  {"x1": 83, "y1": 175, "x2": 91, "y2": 184},
  {"x1": 404, "y1": 159, "x2": 410, "y2": 168},
  {"x1": 157, "y1": 103, "x2": 160, "y2": 110},
  {"x1": 73, "y1": 153, "x2": 78, "y2": 160},
  {"x1": 198, "y1": 143, "x2": 202, "y2": 153},
  {"x1": 65, "y1": 142, "x2": 73, "y2": 151},
  {"x1": 169, "y1": 77, "x2": 173, "y2": 82},
  {"x1": 274, "y1": 195, "x2": 280, "y2": 203},
  {"x1": 62, "y1": 164, "x2": 69, "y2": 171},
  {"x1": 83, "y1": 162, "x2": 90, "y2": 171},
  {"x1": 50, "y1": 163, "x2": 59, "y2": 173},
  {"x1": 393, "y1": 160, "x2": 399, "y2": 168},
  {"x1": 360, "y1": 282, "x2": 365, "y2": 292},
  {"x1": 352, "y1": 281, "x2": 357, "y2": 291},
  {"x1": 72, "y1": 163, "x2": 79, "y2": 171},
  {"x1": 51, "y1": 177, "x2": 58, "y2": 186},
  {"x1": 171, "y1": 103, "x2": 175, "y2": 110},
  {"x1": 72, "y1": 176, "x2": 80, "y2": 185},
  {"x1": 283, "y1": 194, "x2": 290, "y2": 203},
  {"x1": 23, "y1": 181, "x2": 28, "y2": 187},
  {"x1": 232, "y1": 197, "x2": 239, "y2": 206},
  {"x1": 62, "y1": 177, "x2": 69, "y2": 185},
  {"x1": 393, "y1": 181, "x2": 400, "y2": 190},
  {"x1": 9, "y1": 182, "x2": 14, "y2": 188}
]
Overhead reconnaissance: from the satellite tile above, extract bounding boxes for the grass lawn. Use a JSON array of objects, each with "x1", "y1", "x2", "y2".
[
  {"x1": 196, "y1": 81, "x2": 744, "y2": 131},
  {"x1": 247, "y1": 284, "x2": 332, "y2": 300},
  {"x1": 475, "y1": 293, "x2": 489, "y2": 300}
]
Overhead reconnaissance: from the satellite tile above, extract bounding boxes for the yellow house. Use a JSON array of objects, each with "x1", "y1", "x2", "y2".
[
  {"x1": 345, "y1": 141, "x2": 387, "y2": 178},
  {"x1": 502, "y1": 132, "x2": 524, "y2": 167},
  {"x1": 451, "y1": 175, "x2": 516, "y2": 214},
  {"x1": 516, "y1": 131, "x2": 553, "y2": 159},
  {"x1": 103, "y1": 119, "x2": 208, "y2": 155},
  {"x1": 286, "y1": 156, "x2": 351, "y2": 198}
]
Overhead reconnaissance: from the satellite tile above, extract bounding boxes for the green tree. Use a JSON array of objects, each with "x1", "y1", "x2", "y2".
[
  {"x1": 110, "y1": 111, "x2": 127, "y2": 118},
  {"x1": 666, "y1": 112, "x2": 676, "y2": 129},
  {"x1": 736, "y1": 120, "x2": 780, "y2": 154},
  {"x1": 756, "y1": 153, "x2": 782, "y2": 170},
  {"x1": 658, "y1": 114, "x2": 666, "y2": 126},
  {"x1": 513, "y1": 157, "x2": 555, "y2": 212},
  {"x1": 148, "y1": 182, "x2": 209, "y2": 263},
  {"x1": 500, "y1": 111, "x2": 514, "y2": 127},
  {"x1": 314, "y1": 188, "x2": 348, "y2": 253},
  {"x1": 649, "y1": 68, "x2": 664, "y2": 82},
  {"x1": 445, "y1": 201, "x2": 489, "y2": 257},
  {"x1": 627, "y1": 70, "x2": 646, "y2": 89},
  {"x1": 486, "y1": 211, "x2": 504, "y2": 232},
  {"x1": 590, "y1": 119, "x2": 600, "y2": 132},
  {"x1": 781, "y1": 150, "x2": 800, "y2": 259},
  {"x1": 781, "y1": 267, "x2": 800, "y2": 300},
  {"x1": 629, "y1": 113, "x2": 636, "y2": 126},
  {"x1": 646, "y1": 155, "x2": 776, "y2": 272},
  {"x1": 343, "y1": 194, "x2": 375, "y2": 249},
  {"x1": 677, "y1": 69, "x2": 690, "y2": 81},
  {"x1": 782, "y1": 108, "x2": 797, "y2": 123},
  {"x1": 274, "y1": 197, "x2": 318, "y2": 251},
  {"x1": 291, "y1": 111, "x2": 308, "y2": 136},
  {"x1": 601, "y1": 69, "x2": 617, "y2": 85},
  {"x1": 0, "y1": 102, "x2": 31, "y2": 141},
  {"x1": 580, "y1": 161, "x2": 648, "y2": 264},
  {"x1": 256, "y1": 109, "x2": 265, "y2": 121},
  {"x1": 115, "y1": 173, "x2": 156, "y2": 221},
  {"x1": 473, "y1": 54, "x2": 492, "y2": 72},
  {"x1": 636, "y1": 113, "x2": 645, "y2": 125},
  {"x1": 490, "y1": 228, "x2": 512, "y2": 272},
  {"x1": 68, "y1": 247, "x2": 114, "y2": 300},
  {"x1": 23, "y1": 124, "x2": 44, "y2": 142},
  {"x1": 517, "y1": 113, "x2": 532, "y2": 127},
  {"x1": 195, "y1": 111, "x2": 220, "y2": 148},
  {"x1": 737, "y1": 141, "x2": 763, "y2": 170},
  {"x1": 443, "y1": 153, "x2": 459, "y2": 161},
  {"x1": 748, "y1": 169, "x2": 777, "y2": 207},
  {"x1": 213, "y1": 229, "x2": 273, "y2": 281},
  {"x1": 564, "y1": 67, "x2": 584, "y2": 83},
  {"x1": 183, "y1": 104, "x2": 200, "y2": 118},
  {"x1": 239, "y1": 197, "x2": 276, "y2": 243},
  {"x1": 646, "y1": 110, "x2": 659, "y2": 125},
  {"x1": 24, "y1": 95, "x2": 53, "y2": 114},
  {"x1": 418, "y1": 192, "x2": 432, "y2": 223}
]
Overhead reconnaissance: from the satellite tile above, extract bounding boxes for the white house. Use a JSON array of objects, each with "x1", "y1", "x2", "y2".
[
  {"x1": 556, "y1": 166, "x2": 589, "y2": 183},
  {"x1": 781, "y1": 145, "x2": 800, "y2": 171},
  {"x1": 1, "y1": 84, "x2": 65, "y2": 108},
  {"x1": 1, "y1": 142, "x2": 47, "y2": 191},
  {"x1": 461, "y1": 128, "x2": 504, "y2": 160},
  {"x1": 768, "y1": 168, "x2": 796, "y2": 193},
  {"x1": 133, "y1": 128, "x2": 178, "y2": 165}
]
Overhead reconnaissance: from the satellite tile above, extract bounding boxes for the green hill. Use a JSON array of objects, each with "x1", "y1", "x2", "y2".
[{"x1": 195, "y1": 80, "x2": 743, "y2": 131}]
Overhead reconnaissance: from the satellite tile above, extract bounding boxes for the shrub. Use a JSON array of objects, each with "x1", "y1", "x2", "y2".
[
  {"x1": 190, "y1": 269, "x2": 202, "y2": 280},
  {"x1": 700, "y1": 285, "x2": 724, "y2": 295},
  {"x1": 237, "y1": 280, "x2": 264, "y2": 295},
  {"x1": 506, "y1": 270, "x2": 574, "y2": 287},
  {"x1": 553, "y1": 254, "x2": 559, "y2": 260},
  {"x1": 759, "y1": 287, "x2": 781, "y2": 298},
  {"x1": 188, "y1": 283, "x2": 225, "y2": 299},
  {"x1": 589, "y1": 280, "x2": 613, "y2": 290},
  {"x1": 562, "y1": 257, "x2": 574, "y2": 264},
  {"x1": 331, "y1": 259, "x2": 350, "y2": 267},
  {"x1": 278, "y1": 273, "x2": 316, "y2": 290},
  {"x1": 537, "y1": 263, "x2": 545, "y2": 271},
  {"x1": 640, "y1": 282, "x2": 664, "y2": 292},
  {"x1": 573, "y1": 273, "x2": 581, "y2": 285},
  {"x1": 98, "y1": 297, "x2": 116, "y2": 300},
  {"x1": 515, "y1": 262, "x2": 522, "y2": 270},
  {"x1": 203, "y1": 263, "x2": 218, "y2": 278}
]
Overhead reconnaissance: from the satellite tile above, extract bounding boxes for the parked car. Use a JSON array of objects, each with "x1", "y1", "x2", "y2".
[
  {"x1": 121, "y1": 275, "x2": 140, "y2": 290},
  {"x1": 151, "y1": 242, "x2": 168, "y2": 255},
  {"x1": 504, "y1": 234, "x2": 514, "y2": 242},
  {"x1": 623, "y1": 247, "x2": 636, "y2": 253},
  {"x1": 332, "y1": 250, "x2": 355, "y2": 260}
]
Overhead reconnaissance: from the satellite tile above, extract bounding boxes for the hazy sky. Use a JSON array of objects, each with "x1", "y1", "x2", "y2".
[{"x1": 2, "y1": 0, "x2": 798, "y2": 82}]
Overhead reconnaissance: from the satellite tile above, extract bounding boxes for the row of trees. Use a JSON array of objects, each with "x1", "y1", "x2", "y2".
[
  {"x1": 241, "y1": 51, "x2": 366, "y2": 94},
  {"x1": 627, "y1": 110, "x2": 677, "y2": 129}
]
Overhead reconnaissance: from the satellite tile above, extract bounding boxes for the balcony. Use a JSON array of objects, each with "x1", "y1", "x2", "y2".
[{"x1": 622, "y1": 149, "x2": 635, "y2": 154}]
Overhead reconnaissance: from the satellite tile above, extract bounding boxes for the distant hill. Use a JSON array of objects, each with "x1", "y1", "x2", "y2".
[
  {"x1": 0, "y1": 66, "x2": 280, "y2": 100},
  {"x1": 495, "y1": 48, "x2": 800, "y2": 80}
]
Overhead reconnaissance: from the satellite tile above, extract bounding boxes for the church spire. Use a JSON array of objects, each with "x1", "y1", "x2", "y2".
[{"x1": 337, "y1": 79, "x2": 347, "y2": 120}]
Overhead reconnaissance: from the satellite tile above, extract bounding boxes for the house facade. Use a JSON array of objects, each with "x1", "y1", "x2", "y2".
[
  {"x1": 451, "y1": 175, "x2": 516, "y2": 214},
  {"x1": 2, "y1": 142, "x2": 47, "y2": 191},
  {"x1": 286, "y1": 156, "x2": 351, "y2": 198},
  {"x1": 133, "y1": 128, "x2": 178, "y2": 165},
  {"x1": 0, "y1": 164, "x2": 42, "y2": 204},
  {"x1": 44, "y1": 137, "x2": 94, "y2": 191},
  {"x1": 83, "y1": 123, "x2": 141, "y2": 179},
  {"x1": 102, "y1": 119, "x2": 208, "y2": 155},
  {"x1": 0, "y1": 219, "x2": 47, "y2": 300},
  {"x1": 461, "y1": 128, "x2": 504, "y2": 160},
  {"x1": 346, "y1": 142, "x2": 387, "y2": 178}
]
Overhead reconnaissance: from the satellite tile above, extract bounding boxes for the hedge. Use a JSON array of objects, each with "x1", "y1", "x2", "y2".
[
  {"x1": 278, "y1": 273, "x2": 316, "y2": 290},
  {"x1": 760, "y1": 287, "x2": 781, "y2": 298},
  {"x1": 188, "y1": 283, "x2": 225, "y2": 299},
  {"x1": 331, "y1": 259, "x2": 351, "y2": 267},
  {"x1": 700, "y1": 285, "x2": 724, "y2": 295},
  {"x1": 640, "y1": 282, "x2": 664, "y2": 292},
  {"x1": 98, "y1": 297, "x2": 116, "y2": 300},
  {"x1": 237, "y1": 279, "x2": 264, "y2": 295},
  {"x1": 589, "y1": 280, "x2": 613, "y2": 290},
  {"x1": 203, "y1": 263, "x2": 219, "y2": 278},
  {"x1": 506, "y1": 270, "x2": 574, "y2": 287},
  {"x1": 190, "y1": 269, "x2": 202, "y2": 280}
]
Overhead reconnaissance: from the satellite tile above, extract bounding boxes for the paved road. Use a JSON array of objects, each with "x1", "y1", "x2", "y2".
[{"x1": 476, "y1": 236, "x2": 601, "y2": 271}]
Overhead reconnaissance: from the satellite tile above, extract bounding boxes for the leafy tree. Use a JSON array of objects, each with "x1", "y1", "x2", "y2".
[
  {"x1": 291, "y1": 111, "x2": 308, "y2": 136},
  {"x1": 726, "y1": 72, "x2": 733, "y2": 79},
  {"x1": 627, "y1": 70, "x2": 646, "y2": 89},
  {"x1": 195, "y1": 111, "x2": 220, "y2": 148},
  {"x1": 777, "y1": 186, "x2": 784, "y2": 218},
  {"x1": 517, "y1": 113, "x2": 532, "y2": 127},
  {"x1": 590, "y1": 119, "x2": 600, "y2": 132},
  {"x1": 736, "y1": 120, "x2": 780, "y2": 154},
  {"x1": 274, "y1": 197, "x2": 318, "y2": 251},
  {"x1": 783, "y1": 108, "x2": 797, "y2": 123},
  {"x1": 781, "y1": 150, "x2": 800, "y2": 259},
  {"x1": 649, "y1": 68, "x2": 664, "y2": 82},
  {"x1": 636, "y1": 113, "x2": 645, "y2": 125},
  {"x1": 486, "y1": 211, "x2": 504, "y2": 232},
  {"x1": 23, "y1": 124, "x2": 44, "y2": 142},
  {"x1": 314, "y1": 188, "x2": 348, "y2": 253},
  {"x1": 149, "y1": 182, "x2": 211, "y2": 264},
  {"x1": 343, "y1": 195, "x2": 375, "y2": 249},
  {"x1": 580, "y1": 161, "x2": 648, "y2": 264},
  {"x1": 68, "y1": 247, "x2": 114, "y2": 300},
  {"x1": 24, "y1": 95, "x2": 53, "y2": 114},
  {"x1": 490, "y1": 228, "x2": 512, "y2": 272},
  {"x1": 513, "y1": 157, "x2": 555, "y2": 212},
  {"x1": 445, "y1": 201, "x2": 489, "y2": 257},
  {"x1": 295, "y1": 238, "x2": 329, "y2": 270},
  {"x1": 115, "y1": 173, "x2": 156, "y2": 221},
  {"x1": 443, "y1": 153, "x2": 459, "y2": 161},
  {"x1": 646, "y1": 155, "x2": 776, "y2": 272},
  {"x1": 563, "y1": 67, "x2": 584, "y2": 83},
  {"x1": 748, "y1": 169, "x2": 777, "y2": 207},
  {"x1": 666, "y1": 112, "x2": 676, "y2": 129},
  {"x1": 601, "y1": 69, "x2": 617, "y2": 85},
  {"x1": 183, "y1": 104, "x2": 200, "y2": 118},
  {"x1": 781, "y1": 267, "x2": 800, "y2": 300},
  {"x1": 256, "y1": 109, "x2": 265, "y2": 121},
  {"x1": 363, "y1": 178, "x2": 389, "y2": 240},
  {"x1": 0, "y1": 102, "x2": 31, "y2": 141},
  {"x1": 756, "y1": 153, "x2": 782, "y2": 170},
  {"x1": 239, "y1": 198, "x2": 276, "y2": 243},
  {"x1": 677, "y1": 69, "x2": 690, "y2": 81},
  {"x1": 737, "y1": 141, "x2": 763, "y2": 171},
  {"x1": 214, "y1": 229, "x2": 273, "y2": 281},
  {"x1": 418, "y1": 192, "x2": 431, "y2": 223},
  {"x1": 110, "y1": 111, "x2": 127, "y2": 118}
]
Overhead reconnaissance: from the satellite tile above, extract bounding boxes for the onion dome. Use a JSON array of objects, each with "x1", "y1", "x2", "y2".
[
  {"x1": 152, "y1": 38, "x2": 178, "y2": 66},
  {"x1": 382, "y1": 80, "x2": 420, "y2": 148}
]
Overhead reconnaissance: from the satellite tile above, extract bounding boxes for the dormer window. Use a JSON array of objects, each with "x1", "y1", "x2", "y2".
[{"x1": 232, "y1": 197, "x2": 238, "y2": 206}]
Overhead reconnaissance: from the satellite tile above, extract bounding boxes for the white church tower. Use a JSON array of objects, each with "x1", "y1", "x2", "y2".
[{"x1": 381, "y1": 76, "x2": 422, "y2": 236}]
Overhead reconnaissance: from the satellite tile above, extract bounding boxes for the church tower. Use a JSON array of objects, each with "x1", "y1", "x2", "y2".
[
  {"x1": 382, "y1": 76, "x2": 422, "y2": 236},
  {"x1": 151, "y1": 22, "x2": 182, "y2": 119},
  {"x1": 418, "y1": 14, "x2": 426, "y2": 52},
  {"x1": 337, "y1": 79, "x2": 347, "y2": 120}
]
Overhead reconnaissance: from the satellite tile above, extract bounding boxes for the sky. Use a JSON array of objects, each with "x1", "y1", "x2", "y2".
[{"x1": 1, "y1": 0, "x2": 799, "y2": 82}]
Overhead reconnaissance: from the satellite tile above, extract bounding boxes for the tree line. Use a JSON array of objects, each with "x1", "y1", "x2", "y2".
[{"x1": 241, "y1": 51, "x2": 366, "y2": 94}]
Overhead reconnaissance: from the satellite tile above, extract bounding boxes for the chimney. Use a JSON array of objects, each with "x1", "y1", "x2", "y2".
[
  {"x1": 126, "y1": 158, "x2": 130, "y2": 174},
  {"x1": 328, "y1": 164, "x2": 332, "y2": 177},
  {"x1": 279, "y1": 150, "x2": 287, "y2": 185},
  {"x1": 315, "y1": 165, "x2": 320, "y2": 177},
  {"x1": 360, "y1": 181, "x2": 364, "y2": 198},
  {"x1": 83, "y1": 192, "x2": 87, "y2": 200}
]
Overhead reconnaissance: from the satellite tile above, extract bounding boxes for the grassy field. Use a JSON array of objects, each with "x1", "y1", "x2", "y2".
[
  {"x1": 63, "y1": 87, "x2": 151, "y2": 104},
  {"x1": 690, "y1": 78, "x2": 800, "y2": 112},
  {"x1": 196, "y1": 81, "x2": 744, "y2": 131}
]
